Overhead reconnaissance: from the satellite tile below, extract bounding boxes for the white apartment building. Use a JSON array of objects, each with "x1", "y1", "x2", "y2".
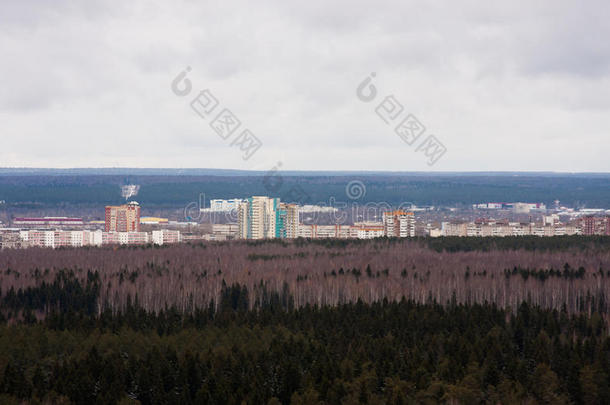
[
  {"x1": 382, "y1": 211, "x2": 415, "y2": 237},
  {"x1": 212, "y1": 223, "x2": 239, "y2": 237},
  {"x1": 151, "y1": 230, "x2": 182, "y2": 245},
  {"x1": 442, "y1": 222, "x2": 468, "y2": 237},
  {"x1": 44, "y1": 231, "x2": 55, "y2": 247},
  {"x1": 128, "y1": 232, "x2": 149, "y2": 244},
  {"x1": 204, "y1": 199, "x2": 244, "y2": 212},
  {"x1": 22, "y1": 230, "x2": 52, "y2": 247},
  {"x1": 357, "y1": 228, "x2": 385, "y2": 239},
  {"x1": 102, "y1": 232, "x2": 149, "y2": 245},
  {"x1": 16, "y1": 229, "x2": 179, "y2": 248},
  {"x1": 511, "y1": 224, "x2": 528, "y2": 236},
  {"x1": 297, "y1": 225, "x2": 313, "y2": 238},
  {"x1": 442, "y1": 220, "x2": 583, "y2": 237},
  {"x1": 297, "y1": 224, "x2": 358, "y2": 239},
  {"x1": 20, "y1": 230, "x2": 103, "y2": 248},
  {"x1": 353, "y1": 222, "x2": 385, "y2": 239},
  {"x1": 315, "y1": 225, "x2": 339, "y2": 238},
  {"x1": 466, "y1": 223, "x2": 479, "y2": 237},
  {"x1": 544, "y1": 214, "x2": 560, "y2": 226},
  {"x1": 238, "y1": 196, "x2": 280, "y2": 239},
  {"x1": 88, "y1": 230, "x2": 103, "y2": 246}
]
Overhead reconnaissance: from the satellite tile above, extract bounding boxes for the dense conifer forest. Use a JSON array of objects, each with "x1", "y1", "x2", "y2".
[
  {"x1": 1, "y1": 172, "x2": 610, "y2": 208},
  {"x1": 1, "y1": 236, "x2": 610, "y2": 403}
]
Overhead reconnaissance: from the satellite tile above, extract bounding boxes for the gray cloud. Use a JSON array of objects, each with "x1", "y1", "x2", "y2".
[{"x1": 0, "y1": 0, "x2": 609, "y2": 171}]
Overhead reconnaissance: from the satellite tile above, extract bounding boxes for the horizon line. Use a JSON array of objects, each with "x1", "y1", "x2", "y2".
[{"x1": 1, "y1": 167, "x2": 610, "y2": 175}]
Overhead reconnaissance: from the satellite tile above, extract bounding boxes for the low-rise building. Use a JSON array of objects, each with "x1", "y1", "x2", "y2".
[
  {"x1": 212, "y1": 223, "x2": 239, "y2": 238},
  {"x1": 353, "y1": 222, "x2": 384, "y2": 239},
  {"x1": 442, "y1": 219, "x2": 583, "y2": 237},
  {"x1": 140, "y1": 217, "x2": 169, "y2": 225},
  {"x1": 13, "y1": 217, "x2": 85, "y2": 228},
  {"x1": 297, "y1": 224, "x2": 352, "y2": 238},
  {"x1": 152, "y1": 230, "x2": 182, "y2": 245},
  {"x1": 205, "y1": 199, "x2": 244, "y2": 212}
]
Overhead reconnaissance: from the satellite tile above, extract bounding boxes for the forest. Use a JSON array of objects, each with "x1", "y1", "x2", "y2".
[
  {"x1": 1, "y1": 172, "x2": 610, "y2": 208},
  {"x1": 1, "y1": 236, "x2": 610, "y2": 404},
  {"x1": 2, "y1": 236, "x2": 610, "y2": 317}
]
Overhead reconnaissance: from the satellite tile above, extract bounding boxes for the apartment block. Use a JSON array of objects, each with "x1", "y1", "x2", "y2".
[
  {"x1": 206, "y1": 199, "x2": 244, "y2": 211},
  {"x1": 298, "y1": 224, "x2": 354, "y2": 238},
  {"x1": 382, "y1": 210, "x2": 415, "y2": 237},
  {"x1": 18, "y1": 230, "x2": 104, "y2": 248},
  {"x1": 151, "y1": 229, "x2": 182, "y2": 245},
  {"x1": 353, "y1": 222, "x2": 385, "y2": 239},
  {"x1": 105, "y1": 201, "x2": 141, "y2": 232},
  {"x1": 238, "y1": 196, "x2": 286, "y2": 239},
  {"x1": 0, "y1": 230, "x2": 27, "y2": 249},
  {"x1": 580, "y1": 216, "x2": 610, "y2": 235},
  {"x1": 442, "y1": 220, "x2": 583, "y2": 237},
  {"x1": 102, "y1": 231, "x2": 149, "y2": 245},
  {"x1": 280, "y1": 203, "x2": 300, "y2": 238},
  {"x1": 13, "y1": 217, "x2": 85, "y2": 228},
  {"x1": 212, "y1": 223, "x2": 239, "y2": 238}
]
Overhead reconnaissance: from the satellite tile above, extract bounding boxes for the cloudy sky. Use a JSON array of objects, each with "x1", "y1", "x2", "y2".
[{"x1": 1, "y1": 1, "x2": 609, "y2": 172}]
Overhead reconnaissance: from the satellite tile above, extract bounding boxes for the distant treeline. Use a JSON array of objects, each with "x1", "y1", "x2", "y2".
[
  {"x1": 1, "y1": 288, "x2": 610, "y2": 404},
  {"x1": 1, "y1": 173, "x2": 610, "y2": 207}
]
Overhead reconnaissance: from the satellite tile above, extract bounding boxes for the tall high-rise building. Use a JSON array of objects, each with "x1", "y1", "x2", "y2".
[
  {"x1": 282, "y1": 203, "x2": 300, "y2": 239},
  {"x1": 237, "y1": 202, "x2": 248, "y2": 239},
  {"x1": 237, "y1": 196, "x2": 293, "y2": 239},
  {"x1": 105, "y1": 201, "x2": 141, "y2": 232},
  {"x1": 382, "y1": 210, "x2": 415, "y2": 237},
  {"x1": 276, "y1": 203, "x2": 287, "y2": 238}
]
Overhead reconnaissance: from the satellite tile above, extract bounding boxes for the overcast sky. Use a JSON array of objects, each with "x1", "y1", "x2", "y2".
[{"x1": 1, "y1": 1, "x2": 609, "y2": 172}]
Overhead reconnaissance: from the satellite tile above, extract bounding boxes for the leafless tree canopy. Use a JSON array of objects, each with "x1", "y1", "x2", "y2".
[{"x1": 1, "y1": 239, "x2": 609, "y2": 316}]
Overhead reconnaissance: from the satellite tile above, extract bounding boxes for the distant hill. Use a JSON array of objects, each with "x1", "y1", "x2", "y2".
[
  {"x1": 1, "y1": 168, "x2": 609, "y2": 177},
  {"x1": 0, "y1": 169, "x2": 608, "y2": 208}
]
